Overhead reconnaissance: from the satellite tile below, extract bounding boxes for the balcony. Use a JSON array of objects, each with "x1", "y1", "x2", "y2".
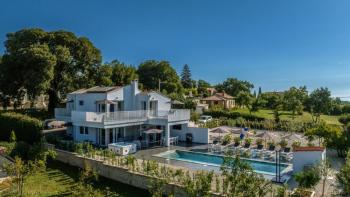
[{"x1": 68, "y1": 109, "x2": 190, "y2": 125}]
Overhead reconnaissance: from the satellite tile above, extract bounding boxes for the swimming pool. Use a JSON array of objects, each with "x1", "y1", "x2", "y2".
[{"x1": 155, "y1": 150, "x2": 290, "y2": 175}]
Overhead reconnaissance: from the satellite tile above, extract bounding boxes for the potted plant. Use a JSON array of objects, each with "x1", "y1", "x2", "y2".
[
  {"x1": 244, "y1": 138, "x2": 252, "y2": 148},
  {"x1": 234, "y1": 137, "x2": 241, "y2": 147},
  {"x1": 256, "y1": 138, "x2": 264, "y2": 150},
  {"x1": 221, "y1": 134, "x2": 233, "y2": 146},
  {"x1": 279, "y1": 139, "x2": 288, "y2": 149},
  {"x1": 292, "y1": 141, "x2": 301, "y2": 150},
  {"x1": 267, "y1": 140, "x2": 275, "y2": 151}
]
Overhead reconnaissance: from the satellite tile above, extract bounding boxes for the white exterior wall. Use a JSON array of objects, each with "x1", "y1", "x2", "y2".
[
  {"x1": 106, "y1": 89, "x2": 123, "y2": 101},
  {"x1": 171, "y1": 124, "x2": 209, "y2": 144},
  {"x1": 72, "y1": 93, "x2": 106, "y2": 112},
  {"x1": 73, "y1": 126, "x2": 98, "y2": 144},
  {"x1": 148, "y1": 92, "x2": 171, "y2": 111},
  {"x1": 292, "y1": 150, "x2": 326, "y2": 173}
]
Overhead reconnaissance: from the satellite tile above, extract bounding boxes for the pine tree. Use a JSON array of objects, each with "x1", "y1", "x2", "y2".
[
  {"x1": 181, "y1": 64, "x2": 192, "y2": 88},
  {"x1": 258, "y1": 87, "x2": 262, "y2": 96}
]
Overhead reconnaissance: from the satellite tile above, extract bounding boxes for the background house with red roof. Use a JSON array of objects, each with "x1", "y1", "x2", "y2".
[{"x1": 200, "y1": 92, "x2": 235, "y2": 109}]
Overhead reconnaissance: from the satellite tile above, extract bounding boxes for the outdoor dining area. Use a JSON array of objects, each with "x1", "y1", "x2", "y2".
[
  {"x1": 130, "y1": 128, "x2": 180, "y2": 150},
  {"x1": 208, "y1": 126, "x2": 309, "y2": 163}
]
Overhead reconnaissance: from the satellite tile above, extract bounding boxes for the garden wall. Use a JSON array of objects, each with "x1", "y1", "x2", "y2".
[{"x1": 53, "y1": 148, "x2": 220, "y2": 197}]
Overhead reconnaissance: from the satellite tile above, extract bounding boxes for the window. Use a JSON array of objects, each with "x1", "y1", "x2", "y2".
[
  {"x1": 80, "y1": 127, "x2": 89, "y2": 135},
  {"x1": 79, "y1": 100, "x2": 84, "y2": 106},
  {"x1": 141, "y1": 101, "x2": 147, "y2": 110},
  {"x1": 80, "y1": 126, "x2": 84, "y2": 134},
  {"x1": 172, "y1": 125, "x2": 182, "y2": 130}
]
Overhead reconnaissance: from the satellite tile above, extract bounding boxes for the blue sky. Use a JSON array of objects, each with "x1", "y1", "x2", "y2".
[{"x1": 1, "y1": 0, "x2": 350, "y2": 99}]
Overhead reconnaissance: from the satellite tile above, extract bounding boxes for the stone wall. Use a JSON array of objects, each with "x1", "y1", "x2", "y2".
[{"x1": 54, "y1": 148, "x2": 221, "y2": 197}]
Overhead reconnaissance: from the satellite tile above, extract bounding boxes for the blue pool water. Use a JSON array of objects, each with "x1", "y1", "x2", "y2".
[{"x1": 157, "y1": 150, "x2": 289, "y2": 175}]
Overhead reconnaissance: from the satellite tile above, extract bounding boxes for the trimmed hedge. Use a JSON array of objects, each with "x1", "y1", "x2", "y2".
[
  {"x1": 203, "y1": 109, "x2": 265, "y2": 121},
  {"x1": 0, "y1": 112, "x2": 43, "y2": 144}
]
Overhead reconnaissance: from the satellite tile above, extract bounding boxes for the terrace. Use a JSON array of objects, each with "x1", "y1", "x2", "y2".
[{"x1": 55, "y1": 108, "x2": 190, "y2": 125}]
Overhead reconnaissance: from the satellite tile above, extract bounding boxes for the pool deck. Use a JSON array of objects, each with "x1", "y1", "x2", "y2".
[
  {"x1": 133, "y1": 142, "x2": 217, "y2": 171},
  {"x1": 133, "y1": 142, "x2": 291, "y2": 181}
]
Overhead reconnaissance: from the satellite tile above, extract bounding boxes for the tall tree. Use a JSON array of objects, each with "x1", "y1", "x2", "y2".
[
  {"x1": 110, "y1": 60, "x2": 138, "y2": 86},
  {"x1": 137, "y1": 60, "x2": 182, "y2": 93},
  {"x1": 283, "y1": 86, "x2": 307, "y2": 119},
  {"x1": 307, "y1": 87, "x2": 332, "y2": 123},
  {"x1": 258, "y1": 86, "x2": 262, "y2": 96},
  {"x1": 95, "y1": 64, "x2": 113, "y2": 86},
  {"x1": 236, "y1": 91, "x2": 254, "y2": 113},
  {"x1": 0, "y1": 29, "x2": 102, "y2": 113},
  {"x1": 197, "y1": 79, "x2": 211, "y2": 96},
  {"x1": 216, "y1": 77, "x2": 254, "y2": 96},
  {"x1": 181, "y1": 64, "x2": 192, "y2": 88}
]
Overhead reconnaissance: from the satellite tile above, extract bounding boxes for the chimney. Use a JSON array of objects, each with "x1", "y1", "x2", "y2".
[{"x1": 131, "y1": 79, "x2": 139, "y2": 95}]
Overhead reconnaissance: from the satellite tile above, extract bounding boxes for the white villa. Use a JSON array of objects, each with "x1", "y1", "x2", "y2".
[{"x1": 55, "y1": 80, "x2": 208, "y2": 148}]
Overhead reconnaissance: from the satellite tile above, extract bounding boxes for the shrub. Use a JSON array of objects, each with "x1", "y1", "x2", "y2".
[
  {"x1": 234, "y1": 137, "x2": 241, "y2": 144},
  {"x1": 292, "y1": 141, "x2": 301, "y2": 149},
  {"x1": 339, "y1": 115, "x2": 350, "y2": 125},
  {"x1": 190, "y1": 112, "x2": 200, "y2": 123},
  {"x1": 294, "y1": 166, "x2": 320, "y2": 189},
  {"x1": 279, "y1": 139, "x2": 288, "y2": 148},
  {"x1": 267, "y1": 141, "x2": 275, "y2": 147},
  {"x1": 244, "y1": 138, "x2": 253, "y2": 145},
  {"x1": 255, "y1": 138, "x2": 263, "y2": 146},
  {"x1": 9, "y1": 130, "x2": 16, "y2": 143},
  {"x1": 0, "y1": 112, "x2": 43, "y2": 144},
  {"x1": 221, "y1": 135, "x2": 233, "y2": 145}
]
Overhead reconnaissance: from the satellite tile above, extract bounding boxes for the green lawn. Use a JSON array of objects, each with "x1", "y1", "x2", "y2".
[
  {"x1": 2, "y1": 161, "x2": 149, "y2": 197},
  {"x1": 232, "y1": 108, "x2": 341, "y2": 125}
]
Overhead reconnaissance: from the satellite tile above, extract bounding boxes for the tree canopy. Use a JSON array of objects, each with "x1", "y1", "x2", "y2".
[
  {"x1": 137, "y1": 60, "x2": 182, "y2": 93},
  {"x1": 110, "y1": 60, "x2": 138, "y2": 86},
  {"x1": 216, "y1": 77, "x2": 254, "y2": 96},
  {"x1": 283, "y1": 86, "x2": 307, "y2": 118},
  {"x1": 307, "y1": 87, "x2": 332, "y2": 123},
  {"x1": 0, "y1": 28, "x2": 102, "y2": 113}
]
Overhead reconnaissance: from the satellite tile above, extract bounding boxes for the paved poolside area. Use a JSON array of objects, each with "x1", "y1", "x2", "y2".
[
  {"x1": 134, "y1": 143, "x2": 343, "y2": 196},
  {"x1": 133, "y1": 142, "x2": 215, "y2": 171},
  {"x1": 133, "y1": 143, "x2": 290, "y2": 180}
]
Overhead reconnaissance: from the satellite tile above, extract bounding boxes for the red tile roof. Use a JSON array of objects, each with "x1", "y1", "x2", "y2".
[
  {"x1": 293, "y1": 146, "x2": 325, "y2": 152},
  {"x1": 201, "y1": 92, "x2": 234, "y2": 101}
]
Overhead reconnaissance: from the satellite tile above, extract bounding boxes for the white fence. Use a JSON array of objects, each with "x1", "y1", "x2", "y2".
[{"x1": 67, "y1": 109, "x2": 190, "y2": 124}]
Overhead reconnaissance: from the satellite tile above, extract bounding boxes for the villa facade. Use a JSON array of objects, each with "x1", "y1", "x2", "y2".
[
  {"x1": 54, "y1": 80, "x2": 192, "y2": 147},
  {"x1": 200, "y1": 92, "x2": 235, "y2": 109}
]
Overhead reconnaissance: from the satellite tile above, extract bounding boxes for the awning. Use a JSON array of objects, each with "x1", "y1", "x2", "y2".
[{"x1": 142, "y1": 129, "x2": 163, "y2": 134}]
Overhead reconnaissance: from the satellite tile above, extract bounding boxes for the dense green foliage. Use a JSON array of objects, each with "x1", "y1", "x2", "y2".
[
  {"x1": 0, "y1": 29, "x2": 102, "y2": 113},
  {"x1": 203, "y1": 109, "x2": 265, "y2": 121},
  {"x1": 137, "y1": 60, "x2": 183, "y2": 93},
  {"x1": 181, "y1": 64, "x2": 193, "y2": 88},
  {"x1": 336, "y1": 152, "x2": 350, "y2": 196},
  {"x1": 216, "y1": 77, "x2": 254, "y2": 96},
  {"x1": 0, "y1": 112, "x2": 42, "y2": 144},
  {"x1": 294, "y1": 166, "x2": 320, "y2": 189}
]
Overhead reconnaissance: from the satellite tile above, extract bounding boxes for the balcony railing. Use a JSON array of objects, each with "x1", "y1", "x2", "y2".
[{"x1": 65, "y1": 109, "x2": 190, "y2": 124}]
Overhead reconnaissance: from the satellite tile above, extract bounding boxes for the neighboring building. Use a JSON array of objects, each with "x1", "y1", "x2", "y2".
[
  {"x1": 200, "y1": 92, "x2": 235, "y2": 109},
  {"x1": 54, "y1": 80, "x2": 205, "y2": 147},
  {"x1": 206, "y1": 87, "x2": 217, "y2": 96}
]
